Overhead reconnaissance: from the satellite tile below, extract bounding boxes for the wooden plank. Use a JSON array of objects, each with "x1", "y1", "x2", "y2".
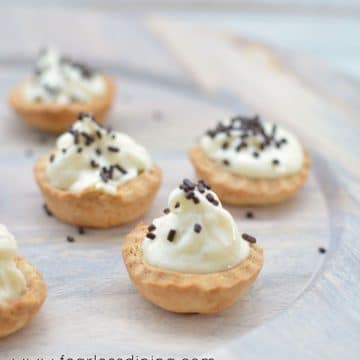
[{"x1": 0, "y1": 9, "x2": 358, "y2": 359}]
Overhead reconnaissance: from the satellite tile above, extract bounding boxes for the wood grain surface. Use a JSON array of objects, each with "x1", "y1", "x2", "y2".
[{"x1": 0, "y1": 8, "x2": 359, "y2": 360}]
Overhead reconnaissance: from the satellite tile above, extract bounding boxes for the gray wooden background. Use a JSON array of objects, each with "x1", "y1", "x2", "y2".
[{"x1": 0, "y1": 3, "x2": 359, "y2": 360}]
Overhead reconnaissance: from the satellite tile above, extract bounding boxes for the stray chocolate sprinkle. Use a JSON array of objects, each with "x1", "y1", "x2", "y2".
[
  {"x1": 95, "y1": 148, "x2": 102, "y2": 156},
  {"x1": 49, "y1": 154, "x2": 55, "y2": 163},
  {"x1": 223, "y1": 159, "x2": 230, "y2": 166},
  {"x1": 108, "y1": 146, "x2": 120, "y2": 153},
  {"x1": 61, "y1": 148, "x2": 67, "y2": 154},
  {"x1": 78, "y1": 227, "x2": 85, "y2": 235},
  {"x1": 246, "y1": 211, "x2": 254, "y2": 219},
  {"x1": 43, "y1": 204, "x2": 53, "y2": 217},
  {"x1": 167, "y1": 229, "x2": 176, "y2": 242},
  {"x1": 67, "y1": 236, "x2": 75, "y2": 243},
  {"x1": 163, "y1": 208, "x2": 170, "y2": 214},
  {"x1": 148, "y1": 224, "x2": 156, "y2": 232},
  {"x1": 318, "y1": 247, "x2": 326, "y2": 254},
  {"x1": 194, "y1": 223, "x2": 202, "y2": 233},
  {"x1": 242, "y1": 233, "x2": 256, "y2": 243},
  {"x1": 146, "y1": 232, "x2": 156, "y2": 240},
  {"x1": 77, "y1": 147, "x2": 83, "y2": 153},
  {"x1": 272, "y1": 159, "x2": 280, "y2": 166},
  {"x1": 253, "y1": 151, "x2": 259, "y2": 158}
]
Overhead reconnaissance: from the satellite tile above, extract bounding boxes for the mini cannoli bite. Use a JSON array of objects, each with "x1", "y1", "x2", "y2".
[
  {"x1": 122, "y1": 179, "x2": 263, "y2": 314},
  {"x1": 8, "y1": 47, "x2": 115, "y2": 133},
  {"x1": 0, "y1": 225, "x2": 47, "y2": 338},
  {"x1": 34, "y1": 112, "x2": 161, "y2": 228},
  {"x1": 189, "y1": 114, "x2": 310, "y2": 205}
]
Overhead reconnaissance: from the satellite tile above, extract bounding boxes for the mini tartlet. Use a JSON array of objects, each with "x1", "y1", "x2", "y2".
[
  {"x1": 0, "y1": 225, "x2": 47, "y2": 338},
  {"x1": 122, "y1": 179, "x2": 263, "y2": 314},
  {"x1": 8, "y1": 47, "x2": 115, "y2": 133},
  {"x1": 189, "y1": 114, "x2": 310, "y2": 205},
  {"x1": 34, "y1": 113, "x2": 161, "y2": 228}
]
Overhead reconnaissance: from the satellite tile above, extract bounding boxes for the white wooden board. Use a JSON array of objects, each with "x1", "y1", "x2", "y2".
[{"x1": 0, "y1": 9, "x2": 359, "y2": 360}]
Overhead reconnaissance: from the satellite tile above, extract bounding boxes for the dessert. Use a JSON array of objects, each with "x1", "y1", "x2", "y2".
[
  {"x1": 0, "y1": 225, "x2": 47, "y2": 338},
  {"x1": 122, "y1": 179, "x2": 263, "y2": 314},
  {"x1": 34, "y1": 113, "x2": 161, "y2": 228},
  {"x1": 8, "y1": 47, "x2": 115, "y2": 133},
  {"x1": 189, "y1": 114, "x2": 310, "y2": 205}
]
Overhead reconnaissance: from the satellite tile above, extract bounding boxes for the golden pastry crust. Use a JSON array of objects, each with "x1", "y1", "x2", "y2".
[
  {"x1": 0, "y1": 256, "x2": 47, "y2": 338},
  {"x1": 189, "y1": 146, "x2": 310, "y2": 205},
  {"x1": 8, "y1": 75, "x2": 116, "y2": 133},
  {"x1": 122, "y1": 224, "x2": 264, "y2": 314},
  {"x1": 34, "y1": 155, "x2": 162, "y2": 228}
]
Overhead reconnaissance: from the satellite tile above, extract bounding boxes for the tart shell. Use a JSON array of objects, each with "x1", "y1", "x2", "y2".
[
  {"x1": 122, "y1": 224, "x2": 264, "y2": 314},
  {"x1": 8, "y1": 75, "x2": 116, "y2": 133},
  {"x1": 34, "y1": 156, "x2": 162, "y2": 228},
  {"x1": 0, "y1": 256, "x2": 47, "y2": 338},
  {"x1": 189, "y1": 146, "x2": 310, "y2": 206}
]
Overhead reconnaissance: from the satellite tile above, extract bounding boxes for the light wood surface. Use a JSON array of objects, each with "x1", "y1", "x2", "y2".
[{"x1": 0, "y1": 8, "x2": 359, "y2": 360}]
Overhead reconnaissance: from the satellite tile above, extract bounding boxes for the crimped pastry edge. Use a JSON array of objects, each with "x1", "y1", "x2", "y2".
[
  {"x1": 122, "y1": 223, "x2": 264, "y2": 314},
  {"x1": 189, "y1": 145, "x2": 310, "y2": 205},
  {"x1": 0, "y1": 256, "x2": 47, "y2": 338},
  {"x1": 8, "y1": 75, "x2": 116, "y2": 133},
  {"x1": 34, "y1": 155, "x2": 162, "y2": 228}
]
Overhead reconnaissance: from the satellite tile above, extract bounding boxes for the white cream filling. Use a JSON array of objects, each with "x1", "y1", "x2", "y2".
[
  {"x1": 23, "y1": 47, "x2": 105, "y2": 104},
  {"x1": 142, "y1": 181, "x2": 250, "y2": 274},
  {"x1": 46, "y1": 114, "x2": 152, "y2": 194},
  {"x1": 0, "y1": 225, "x2": 26, "y2": 302},
  {"x1": 200, "y1": 116, "x2": 304, "y2": 179}
]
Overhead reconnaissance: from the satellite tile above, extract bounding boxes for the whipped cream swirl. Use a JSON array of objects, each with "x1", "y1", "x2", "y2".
[
  {"x1": 23, "y1": 47, "x2": 105, "y2": 104},
  {"x1": 142, "y1": 179, "x2": 250, "y2": 274},
  {"x1": 200, "y1": 114, "x2": 304, "y2": 179},
  {"x1": 46, "y1": 113, "x2": 152, "y2": 193},
  {"x1": 0, "y1": 225, "x2": 26, "y2": 302}
]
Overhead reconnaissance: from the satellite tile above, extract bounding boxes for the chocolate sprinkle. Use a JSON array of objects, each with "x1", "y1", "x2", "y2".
[
  {"x1": 49, "y1": 154, "x2": 55, "y2": 163},
  {"x1": 272, "y1": 159, "x2": 280, "y2": 166},
  {"x1": 43, "y1": 204, "x2": 53, "y2": 217},
  {"x1": 206, "y1": 114, "x2": 288, "y2": 155},
  {"x1": 194, "y1": 223, "x2": 202, "y2": 233},
  {"x1": 223, "y1": 159, "x2": 230, "y2": 166},
  {"x1": 90, "y1": 159, "x2": 99, "y2": 168},
  {"x1": 167, "y1": 229, "x2": 176, "y2": 242},
  {"x1": 78, "y1": 227, "x2": 85, "y2": 235},
  {"x1": 318, "y1": 247, "x2": 326, "y2": 254},
  {"x1": 108, "y1": 146, "x2": 120, "y2": 153},
  {"x1": 163, "y1": 208, "x2": 170, "y2": 214},
  {"x1": 246, "y1": 211, "x2": 254, "y2": 219},
  {"x1": 206, "y1": 193, "x2": 219, "y2": 206},
  {"x1": 242, "y1": 233, "x2": 256, "y2": 243},
  {"x1": 67, "y1": 236, "x2": 75, "y2": 243},
  {"x1": 146, "y1": 232, "x2": 156, "y2": 240},
  {"x1": 174, "y1": 202, "x2": 180, "y2": 208},
  {"x1": 148, "y1": 224, "x2": 156, "y2": 232}
]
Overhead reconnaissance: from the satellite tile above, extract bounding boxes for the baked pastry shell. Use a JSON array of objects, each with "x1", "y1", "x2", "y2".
[
  {"x1": 0, "y1": 256, "x2": 47, "y2": 338},
  {"x1": 8, "y1": 75, "x2": 116, "y2": 133},
  {"x1": 34, "y1": 155, "x2": 162, "y2": 228},
  {"x1": 122, "y1": 224, "x2": 264, "y2": 314},
  {"x1": 189, "y1": 145, "x2": 310, "y2": 205}
]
